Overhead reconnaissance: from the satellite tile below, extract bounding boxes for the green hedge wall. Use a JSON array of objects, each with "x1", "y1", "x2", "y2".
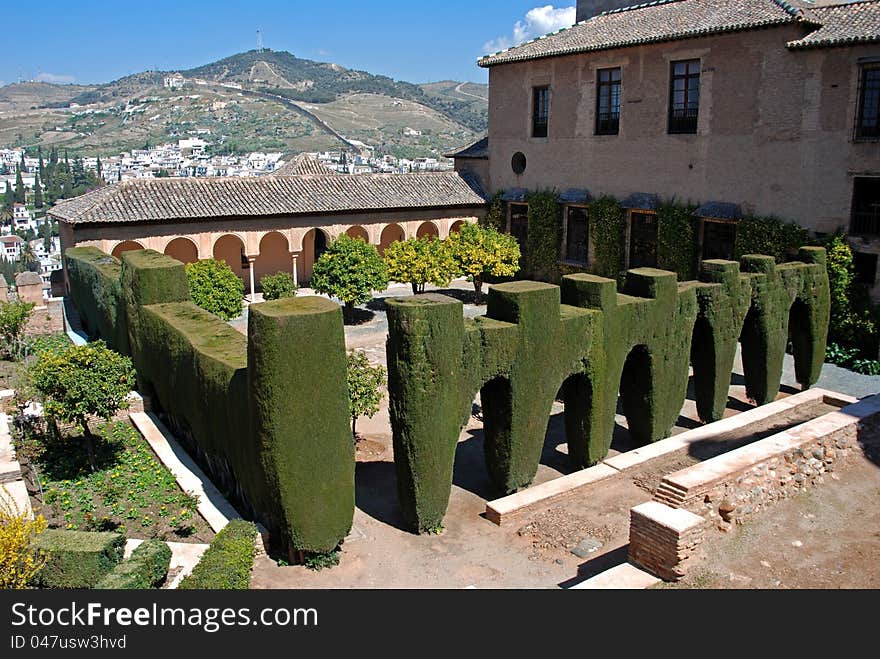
[
  {"x1": 657, "y1": 201, "x2": 697, "y2": 280},
  {"x1": 178, "y1": 519, "x2": 257, "y2": 590},
  {"x1": 734, "y1": 215, "x2": 811, "y2": 263},
  {"x1": 589, "y1": 197, "x2": 626, "y2": 278},
  {"x1": 65, "y1": 248, "x2": 356, "y2": 559},
  {"x1": 387, "y1": 252, "x2": 831, "y2": 533},
  {"x1": 525, "y1": 191, "x2": 563, "y2": 282},
  {"x1": 64, "y1": 247, "x2": 128, "y2": 353},
  {"x1": 33, "y1": 530, "x2": 125, "y2": 589},
  {"x1": 95, "y1": 540, "x2": 172, "y2": 590}
]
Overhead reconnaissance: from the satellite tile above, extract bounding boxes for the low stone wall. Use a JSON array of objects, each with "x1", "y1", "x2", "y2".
[
  {"x1": 628, "y1": 502, "x2": 707, "y2": 582},
  {"x1": 655, "y1": 395, "x2": 880, "y2": 530}
]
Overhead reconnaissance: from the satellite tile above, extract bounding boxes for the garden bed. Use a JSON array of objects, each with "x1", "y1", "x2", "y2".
[{"x1": 14, "y1": 419, "x2": 213, "y2": 544}]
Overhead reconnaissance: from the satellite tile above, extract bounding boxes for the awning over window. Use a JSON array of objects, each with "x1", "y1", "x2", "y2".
[
  {"x1": 502, "y1": 188, "x2": 529, "y2": 203},
  {"x1": 559, "y1": 189, "x2": 592, "y2": 204},
  {"x1": 694, "y1": 202, "x2": 742, "y2": 220},
  {"x1": 620, "y1": 192, "x2": 659, "y2": 211}
]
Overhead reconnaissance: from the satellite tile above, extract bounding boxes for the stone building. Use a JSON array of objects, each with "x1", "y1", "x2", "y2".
[
  {"x1": 462, "y1": 0, "x2": 880, "y2": 288},
  {"x1": 51, "y1": 159, "x2": 486, "y2": 297}
]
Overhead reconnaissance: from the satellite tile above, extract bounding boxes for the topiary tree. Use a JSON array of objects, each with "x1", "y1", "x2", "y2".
[
  {"x1": 185, "y1": 259, "x2": 244, "y2": 320},
  {"x1": 445, "y1": 223, "x2": 520, "y2": 303},
  {"x1": 0, "y1": 300, "x2": 35, "y2": 360},
  {"x1": 260, "y1": 272, "x2": 298, "y2": 301},
  {"x1": 28, "y1": 341, "x2": 136, "y2": 470},
  {"x1": 384, "y1": 236, "x2": 458, "y2": 294},
  {"x1": 311, "y1": 235, "x2": 388, "y2": 322},
  {"x1": 346, "y1": 350, "x2": 385, "y2": 439}
]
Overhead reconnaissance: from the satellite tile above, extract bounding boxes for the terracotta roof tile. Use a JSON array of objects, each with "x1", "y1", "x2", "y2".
[
  {"x1": 788, "y1": 0, "x2": 880, "y2": 47},
  {"x1": 49, "y1": 172, "x2": 487, "y2": 225}
]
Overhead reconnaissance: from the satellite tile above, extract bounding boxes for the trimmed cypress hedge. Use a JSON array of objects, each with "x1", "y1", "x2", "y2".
[
  {"x1": 64, "y1": 247, "x2": 128, "y2": 353},
  {"x1": 387, "y1": 252, "x2": 831, "y2": 533},
  {"x1": 65, "y1": 248, "x2": 355, "y2": 559},
  {"x1": 33, "y1": 530, "x2": 125, "y2": 589},
  {"x1": 178, "y1": 520, "x2": 257, "y2": 590},
  {"x1": 95, "y1": 540, "x2": 172, "y2": 590}
]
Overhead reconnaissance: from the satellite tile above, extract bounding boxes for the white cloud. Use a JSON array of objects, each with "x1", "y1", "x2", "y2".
[
  {"x1": 35, "y1": 72, "x2": 76, "y2": 84},
  {"x1": 483, "y1": 5, "x2": 576, "y2": 54}
]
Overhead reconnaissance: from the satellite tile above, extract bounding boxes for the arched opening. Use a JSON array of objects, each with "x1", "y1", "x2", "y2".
[
  {"x1": 346, "y1": 226, "x2": 369, "y2": 242},
  {"x1": 416, "y1": 222, "x2": 439, "y2": 240},
  {"x1": 299, "y1": 229, "x2": 330, "y2": 285},
  {"x1": 164, "y1": 237, "x2": 199, "y2": 265},
  {"x1": 254, "y1": 232, "x2": 291, "y2": 289},
  {"x1": 479, "y1": 376, "x2": 514, "y2": 494},
  {"x1": 449, "y1": 220, "x2": 466, "y2": 235},
  {"x1": 379, "y1": 224, "x2": 405, "y2": 255},
  {"x1": 690, "y1": 316, "x2": 716, "y2": 423},
  {"x1": 619, "y1": 345, "x2": 653, "y2": 446},
  {"x1": 213, "y1": 234, "x2": 247, "y2": 280},
  {"x1": 111, "y1": 241, "x2": 144, "y2": 259}
]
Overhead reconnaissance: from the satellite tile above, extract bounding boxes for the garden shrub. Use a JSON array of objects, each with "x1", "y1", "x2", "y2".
[
  {"x1": 0, "y1": 489, "x2": 47, "y2": 589},
  {"x1": 589, "y1": 196, "x2": 626, "y2": 278},
  {"x1": 824, "y1": 233, "x2": 878, "y2": 358},
  {"x1": 185, "y1": 259, "x2": 244, "y2": 320},
  {"x1": 383, "y1": 236, "x2": 458, "y2": 294},
  {"x1": 33, "y1": 529, "x2": 124, "y2": 588},
  {"x1": 260, "y1": 272, "x2": 298, "y2": 301},
  {"x1": 178, "y1": 520, "x2": 257, "y2": 590},
  {"x1": 483, "y1": 191, "x2": 506, "y2": 231},
  {"x1": 734, "y1": 215, "x2": 810, "y2": 263},
  {"x1": 346, "y1": 350, "x2": 385, "y2": 437},
  {"x1": 445, "y1": 223, "x2": 520, "y2": 303},
  {"x1": 0, "y1": 300, "x2": 35, "y2": 360},
  {"x1": 95, "y1": 539, "x2": 171, "y2": 590}
]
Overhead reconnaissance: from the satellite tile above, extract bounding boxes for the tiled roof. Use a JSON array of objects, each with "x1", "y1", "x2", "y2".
[
  {"x1": 559, "y1": 189, "x2": 593, "y2": 203},
  {"x1": 50, "y1": 172, "x2": 488, "y2": 225},
  {"x1": 445, "y1": 136, "x2": 489, "y2": 159},
  {"x1": 271, "y1": 153, "x2": 335, "y2": 176},
  {"x1": 502, "y1": 188, "x2": 529, "y2": 202},
  {"x1": 479, "y1": 0, "x2": 801, "y2": 67},
  {"x1": 788, "y1": 0, "x2": 880, "y2": 48},
  {"x1": 621, "y1": 192, "x2": 660, "y2": 210},
  {"x1": 694, "y1": 201, "x2": 743, "y2": 219}
]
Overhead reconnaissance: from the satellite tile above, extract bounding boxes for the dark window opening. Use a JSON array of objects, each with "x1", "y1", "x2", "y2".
[
  {"x1": 851, "y1": 177, "x2": 880, "y2": 236},
  {"x1": 565, "y1": 206, "x2": 590, "y2": 264},
  {"x1": 854, "y1": 252, "x2": 879, "y2": 286},
  {"x1": 596, "y1": 67, "x2": 621, "y2": 135},
  {"x1": 629, "y1": 211, "x2": 658, "y2": 268},
  {"x1": 532, "y1": 86, "x2": 549, "y2": 138},
  {"x1": 857, "y1": 64, "x2": 880, "y2": 140},
  {"x1": 509, "y1": 203, "x2": 529, "y2": 266},
  {"x1": 668, "y1": 59, "x2": 700, "y2": 134},
  {"x1": 701, "y1": 220, "x2": 737, "y2": 262}
]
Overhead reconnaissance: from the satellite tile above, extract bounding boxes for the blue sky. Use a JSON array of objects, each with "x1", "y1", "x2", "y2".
[{"x1": 0, "y1": 2, "x2": 576, "y2": 87}]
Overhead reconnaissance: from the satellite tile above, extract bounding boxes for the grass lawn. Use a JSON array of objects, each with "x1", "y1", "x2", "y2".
[{"x1": 17, "y1": 420, "x2": 213, "y2": 543}]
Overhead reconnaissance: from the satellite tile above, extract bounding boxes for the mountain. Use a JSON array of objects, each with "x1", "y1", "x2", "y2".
[{"x1": 0, "y1": 50, "x2": 487, "y2": 159}]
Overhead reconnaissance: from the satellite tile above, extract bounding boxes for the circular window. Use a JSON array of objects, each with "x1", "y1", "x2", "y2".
[{"x1": 511, "y1": 152, "x2": 527, "y2": 175}]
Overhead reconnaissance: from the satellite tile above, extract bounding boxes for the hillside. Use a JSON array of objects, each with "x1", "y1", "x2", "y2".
[{"x1": 0, "y1": 50, "x2": 487, "y2": 159}]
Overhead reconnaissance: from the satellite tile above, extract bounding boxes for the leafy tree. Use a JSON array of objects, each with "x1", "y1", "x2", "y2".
[
  {"x1": 0, "y1": 491, "x2": 47, "y2": 589},
  {"x1": 14, "y1": 168, "x2": 25, "y2": 204},
  {"x1": 445, "y1": 223, "x2": 521, "y2": 303},
  {"x1": 18, "y1": 241, "x2": 38, "y2": 273},
  {"x1": 825, "y1": 233, "x2": 877, "y2": 356},
  {"x1": 33, "y1": 174, "x2": 43, "y2": 209},
  {"x1": 383, "y1": 236, "x2": 458, "y2": 294},
  {"x1": 0, "y1": 205, "x2": 12, "y2": 227},
  {"x1": 27, "y1": 341, "x2": 136, "y2": 470},
  {"x1": 311, "y1": 235, "x2": 388, "y2": 321},
  {"x1": 3, "y1": 182, "x2": 13, "y2": 210},
  {"x1": 346, "y1": 350, "x2": 385, "y2": 439},
  {"x1": 0, "y1": 300, "x2": 35, "y2": 360},
  {"x1": 259, "y1": 272, "x2": 298, "y2": 300},
  {"x1": 185, "y1": 259, "x2": 244, "y2": 320}
]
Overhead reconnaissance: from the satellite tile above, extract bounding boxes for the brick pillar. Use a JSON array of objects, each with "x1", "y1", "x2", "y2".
[{"x1": 628, "y1": 501, "x2": 707, "y2": 582}]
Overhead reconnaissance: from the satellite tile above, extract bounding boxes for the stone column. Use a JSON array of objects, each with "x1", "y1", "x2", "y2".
[
  {"x1": 291, "y1": 252, "x2": 300, "y2": 286},
  {"x1": 248, "y1": 256, "x2": 257, "y2": 301}
]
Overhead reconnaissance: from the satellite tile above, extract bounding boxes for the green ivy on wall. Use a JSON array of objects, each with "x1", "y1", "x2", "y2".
[
  {"x1": 734, "y1": 215, "x2": 810, "y2": 263},
  {"x1": 657, "y1": 201, "x2": 697, "y2": 280},
  {"x1": 525, "y1": 191, "x2": 563, "y2": 282},
  {"x1": 483, "y1": 191, "x2": 505, "y2": 231},
  {"x1": 589, "y1": 196, "x2": 626, "y2": 278}
]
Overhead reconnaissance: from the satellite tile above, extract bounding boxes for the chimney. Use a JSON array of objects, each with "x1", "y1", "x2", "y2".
[{"x1": 576, "y1": 0, "x2": 641, "y2": 22}]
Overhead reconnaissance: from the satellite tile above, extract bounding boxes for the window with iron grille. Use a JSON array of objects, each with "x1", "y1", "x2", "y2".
[
  {"x1": 509, "y1": 203, "x2": 530, "y2": 267},
  {"x1": 668, "y1": 59, "x2": 700, "y2": 134},
  {"x1": 532, "y1": 86, "x2": 549, "y2": 138},
  {"x1": 851, "y1": 177, "x2": 880, "y2": 237},
  {"x1": 596, "y1": 67, "x2": 621, "y2": 135},
  {"x1": 856, "y1": 63, "x2": 880, "y2": 140},
  {"x1": 564, "y1": 206, "x2": 590, "y2": 264},
  {"x1": 701, "y1": 219, "x2": 737, "y2": 262}
]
